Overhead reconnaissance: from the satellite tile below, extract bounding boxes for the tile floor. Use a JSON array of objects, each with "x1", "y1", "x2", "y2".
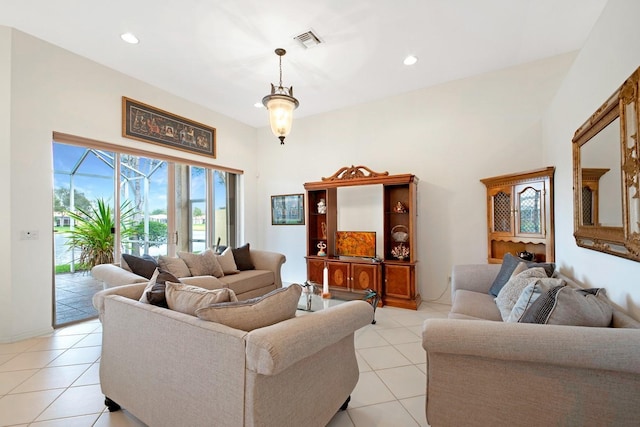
[
  {"x1": 54, "y1": 273, "x2": 103, "y2": 326},
  {"x1": 0, "y1": 301, "x2": 450, "y2": 427}
]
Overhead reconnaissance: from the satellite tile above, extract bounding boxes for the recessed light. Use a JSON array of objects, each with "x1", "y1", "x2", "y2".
[
  {"x1": 120, "y1": 32, "x2": 139, "y2": 44},
  {"x1": 403, "y1": 55, "x2": 418, "y2": 66},
  {"x1": 254, "y1": 102, "x2": 264, "y2": 108}
]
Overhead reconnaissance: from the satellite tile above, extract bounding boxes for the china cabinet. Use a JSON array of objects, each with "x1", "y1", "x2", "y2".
[
  {"x1": 304, "y1": 166, "x2": 420, "y2": 309},
  {"x1": 480, "y1": 167, "x2": 555, "y2": 264}
]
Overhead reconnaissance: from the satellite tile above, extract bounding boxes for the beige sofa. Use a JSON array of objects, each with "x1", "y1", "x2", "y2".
[
  {"x1": 93, "y1": 283, "x2": 373, "y2": 427},
  {"x1": 422, "y1": 264, "x2": 640, "y2": 427},
  {"x1": 92, "y1": 249, "x2": 285, "y2": 301}
]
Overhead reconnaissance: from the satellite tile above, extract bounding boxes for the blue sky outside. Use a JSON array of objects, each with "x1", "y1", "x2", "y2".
[{"x1": 53, "y1": 143, "x2": 226, "y2": 212}]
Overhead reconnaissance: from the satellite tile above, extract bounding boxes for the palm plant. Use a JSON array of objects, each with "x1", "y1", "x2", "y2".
[{"x1": 65, "y1": 198, "x2": 137, "y2": 269}]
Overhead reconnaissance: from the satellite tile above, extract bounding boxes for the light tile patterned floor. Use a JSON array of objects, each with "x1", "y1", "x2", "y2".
[{"x1": 0, "y1": 301, "x2": 450, "y2": 426}]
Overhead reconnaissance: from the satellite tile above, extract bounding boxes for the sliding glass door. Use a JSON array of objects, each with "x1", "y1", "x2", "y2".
[{"x1": 52, "y1": 140, "x2": 238, "y2": 326}]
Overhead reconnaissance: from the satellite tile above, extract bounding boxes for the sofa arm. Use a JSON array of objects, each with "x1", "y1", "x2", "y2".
[
  {"x1": 92, "y1": 263, "x2": 148, "y2": 288},
  {"x1": 250, "y1": 250, "x2": 286, "y2": 288},
  {"x1": 422, "y1": 319, "x2": 640, "y2": 426},
  {"x1": 92, "y1": 283, "x2": 147, "y2": 321},
  {"x1": 245, "y1": 300, "x2": 373, "y2": 375},
  {"x1": 451, "y1": 264, "x2": 501, "y2": 299}
]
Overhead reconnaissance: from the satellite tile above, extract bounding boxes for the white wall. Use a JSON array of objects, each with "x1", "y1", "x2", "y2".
[
  {"x1": 256, "y1": 53, "x2": 576, "y2": 303},
  {"x1": 0, "y1": 27, "x2": 12, "y2": 340},
  {"x1": 1, "y1": 28, "x2": 259, "y2": 342},
  {"x1": 543, "y1": 0, "x2": 640, "y2": 318}
]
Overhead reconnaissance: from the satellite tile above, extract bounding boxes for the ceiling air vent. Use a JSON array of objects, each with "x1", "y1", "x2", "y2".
[{"x1": 294, "y1": 30, "x2": 322, "y2": 49}]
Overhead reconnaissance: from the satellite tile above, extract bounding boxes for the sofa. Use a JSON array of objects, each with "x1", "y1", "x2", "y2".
[
  {"x1": 93, "y1": 283, "x2": 374, "y2": 427},
  {"x1": 422, "y1": 262, "x2": 640, "y2": 427},
  {"x1": 92, "y1": 248, "x2": 285, "y2": 301}
]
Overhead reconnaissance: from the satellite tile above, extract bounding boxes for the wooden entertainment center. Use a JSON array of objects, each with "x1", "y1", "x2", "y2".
[{"x1": 304, "y1": 166, "x2": 420, "y2": 309}]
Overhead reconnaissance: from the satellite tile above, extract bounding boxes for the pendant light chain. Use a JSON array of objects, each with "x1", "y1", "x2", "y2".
[{"x1": 278, "y1": 55, "x2": 283, "y2": 88}]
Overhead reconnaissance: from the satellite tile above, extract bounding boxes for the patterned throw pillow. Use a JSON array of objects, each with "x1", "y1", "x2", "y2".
[
  {"x1": 506, "y1": 279, "x2": 565, "y2": 323},
  {"x1": 520, "y1": 287, "x2": 613, "y2": 327},
  {"x1": 494, "y1": 267, "x2": 549, "y2": 321},
  {"x1": 195, "y1": 284, "x2": 302, "y2": 331}
]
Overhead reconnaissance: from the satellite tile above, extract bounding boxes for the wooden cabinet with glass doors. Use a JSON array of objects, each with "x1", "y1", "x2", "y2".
[{"x1": 480, "y1": 167, "x2": 555, "y2": 263}]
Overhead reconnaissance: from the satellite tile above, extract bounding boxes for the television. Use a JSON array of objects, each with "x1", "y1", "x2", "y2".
[{"x1": 335, "y1": 231, "x2": 376, "y2": 258}]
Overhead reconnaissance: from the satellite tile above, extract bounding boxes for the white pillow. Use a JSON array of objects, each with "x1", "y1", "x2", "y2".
[
  {"x1": 215, "y1": 247, "x2": 239, "y2": 275},
  {"x1": 138, "y1": 268, "x2": 160, "y2": 304}
]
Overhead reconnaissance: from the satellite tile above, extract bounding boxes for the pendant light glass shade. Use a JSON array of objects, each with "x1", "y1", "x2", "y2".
[{"x1": 262, "y1": 49, "x2": 299, "y2": 144}]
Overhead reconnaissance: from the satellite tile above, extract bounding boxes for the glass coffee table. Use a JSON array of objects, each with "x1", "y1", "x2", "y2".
[{"x1": 297, "y1": 282, "x2": 380, "y2": 324}]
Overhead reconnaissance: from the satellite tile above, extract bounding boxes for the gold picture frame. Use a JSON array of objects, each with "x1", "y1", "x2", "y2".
[{"x1": 122, "y1": 96, "x2": 216, "y2": 158}]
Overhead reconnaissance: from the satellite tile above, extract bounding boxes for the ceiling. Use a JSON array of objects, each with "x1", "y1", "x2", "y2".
[{"x1": 1, "y1": 0, "x2": 608, "y2": 128}]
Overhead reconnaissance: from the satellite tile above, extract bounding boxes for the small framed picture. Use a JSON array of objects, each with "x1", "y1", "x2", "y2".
[{"x1": 271, "y1": 194, "x2": 305, "y2": 225}]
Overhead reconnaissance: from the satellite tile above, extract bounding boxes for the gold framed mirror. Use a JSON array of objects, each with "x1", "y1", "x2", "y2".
[{"x1": 573, "y1": 66, "x2": 640, "y2": 261}]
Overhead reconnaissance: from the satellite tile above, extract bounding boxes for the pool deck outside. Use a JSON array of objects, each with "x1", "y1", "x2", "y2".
[{"x1": 54, "y1": 272, "x2": 103, "y2": 326}]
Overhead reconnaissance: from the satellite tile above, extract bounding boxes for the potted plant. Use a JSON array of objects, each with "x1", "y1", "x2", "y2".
[{"x1": 65, "y1": 198, "x2": 136, "y2": 270}]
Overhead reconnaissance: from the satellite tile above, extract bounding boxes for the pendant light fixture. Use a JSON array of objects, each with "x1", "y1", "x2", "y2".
[{"x1": 262, "y1": 48, "x2": 299, "y2": 144}]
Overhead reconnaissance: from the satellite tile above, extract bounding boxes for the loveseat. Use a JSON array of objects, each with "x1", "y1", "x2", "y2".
[
  {"x1": 422, "y1": 262, "x2": 640, "y2": 426},
  {"x1": 93, "y1": 283, "x2": 373, "y2": 427},
  {"x1": 92, "y1": 248, "x2": 285, "y2": 301}
]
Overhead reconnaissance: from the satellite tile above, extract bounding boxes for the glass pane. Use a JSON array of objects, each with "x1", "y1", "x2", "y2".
[
  {"x1": 53, "y1": 143, "x2": 115, "y2": 326},
  {"x1": 120, "y1": 155, "x2": 169, "y2": 257},
  {"x1": 213, "y1": 170, "x2": 228, "y2": 248},
  {"x1": 519, "y1": 187, "x2": 541, "y2": 234},
  {"x1": 190, "y1": 166, "x2": 206, "y2": 252},
  {"x1": 493, "y1": 192, "x2": 511, "y2": 232}
]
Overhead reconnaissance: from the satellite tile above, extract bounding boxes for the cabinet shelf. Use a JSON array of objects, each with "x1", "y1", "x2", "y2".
[{"x1": 304, "y1": 166, "x2": 420, "y2": 309}]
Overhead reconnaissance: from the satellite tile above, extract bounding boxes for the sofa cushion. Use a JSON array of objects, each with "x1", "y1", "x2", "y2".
[
  {"x1": 489, "y1": 253, "x2": 555, "y2": 296},
  {"x1": 494, "y1": 267, "x2": 554, "y2": 321},
  {"x1": 121, "y1": 253, "x2": 158, "y2": 279},
  {"x1": 138, "y1": 269, "x2": 160, "y2": 304},
  {"x1": 450, "y1": 290, "x2": 502, "y2": 321},
  {"x1": 145, "y1": 270, "x2": 182, "y2": 308},
  {"x1": 506, "y1": 279, "x2": 562, "y2": 323},
  {"x1": 165, "y1": 282, "x2": 238, "y2": 316},
  {"x1": 218, "y1": 270, "x2": 275, "y2": 295},
  {"x1": 195, "y1": 284, "x2": 302, "y2": 331},
  {"x1": 520, "y1": 287, "x2": 613, "y2": 327},
  {"x1": 216, "y1": 247, "x2": 239, "y2": 275},
  {"x1": 158, "y1": 256, "x2": 192, "y2": 278},
  {"x1": 232, "y1": 243, "x2": 255, "y2": 271},
  {"x1": 178, "y1": 249, "x2": 224, "y2": 277}
]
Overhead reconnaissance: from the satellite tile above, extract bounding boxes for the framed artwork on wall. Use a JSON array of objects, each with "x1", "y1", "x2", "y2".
[
  {"x1": 271, "y1": 194, "x2": 305, "y2": 225},
  {"x1": 122, "y1": 96, "x2": 216, "y2": 158}
]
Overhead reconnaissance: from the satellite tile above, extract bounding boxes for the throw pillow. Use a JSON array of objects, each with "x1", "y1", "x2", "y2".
[
  {"x1": 506, "y1": 278, "x2": 565, "y2": 323},
  {"x1": 121, "y1": 253, "x2": 158, "y2": 279},
  {"x1": 178, "y1": 249, "x2": 224, "y2": 277},
  {"x1": 195, "y1": 284, "x2": 302, "y2": 331},
  {"x1": 145, "y1": 270, "x2": 181, "y2": 308},
  {"x1": 216, "y1": 247, "x2": 239, "y2": 275},
  {"x1": 520, "y1": 286, "x2": 613, "y2": 327},
  {"x1": 158, "y1": 256, "x2": 192, "y2": 278},
  {"x1": 232, "y1": 243, "x2": 255, "y2": 271},
  {"x1": 165, "y1": 282, "x2": 238, "y2": 316},
  {"x1": 494, "y1": 267, "x2": 549, "y2": 321},
  {"x1": 489, "y1": 253, "x2": 556, "y2": 296},
  {"x1": 139, "y1": 269, "x2": 160, "y2": 304}
]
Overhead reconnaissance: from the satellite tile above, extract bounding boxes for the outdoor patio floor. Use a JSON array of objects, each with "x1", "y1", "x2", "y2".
[{"x1": 54, "y1": 272, "x2": 103, "y2": 326}]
